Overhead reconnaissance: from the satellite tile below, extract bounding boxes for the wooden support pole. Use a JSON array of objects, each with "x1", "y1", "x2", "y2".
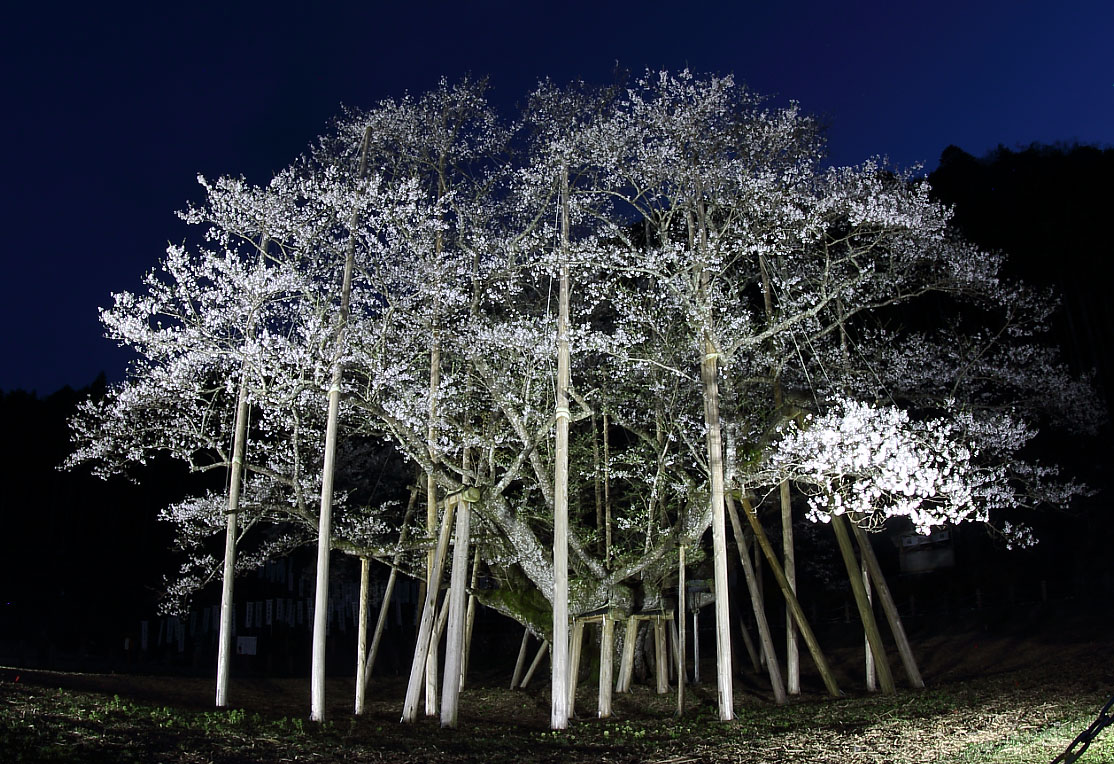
[
  {"x1": 440, "y1": 494, "x2": 471, "y2": 728},
  {"x1": 551, "y1": 164, "x2": 572, "y2": 730},
  {"x1": 780, "y1": 478, "x2": 800, "y2": 695},
  {"x1": 850, "y1": 522, "x2": 924, "y2": 689},
  {"x1": 734, "y1": 494, "x2": 842, "y2": 698},
  {"x1": 676, "y1": 545, "x2": 686, "y2": 716},
  {"x1": 310, "y1": 130, "x2": 371, "y2": 723},
  {"x1": 724, "y1": 494, "x2": 786, "y2": 703},
  {"x1": 568, "y1": 619, "x2": 585, "y2": 717},
  {"x1": 365, "y1": 478, "x2": 418, "y2": 690},
  {"x1": 216, "y1": 366, "x2": 250, "y2": 709},
  {"x1": 831, "y1": 513, "x2": 895, "y2": 694},
  {"x1": 668, "y1": 619, "x2": 680, "y2": 682},
  {"x1": 402, "y1": 496, "x2": 456, "y2": 722},
  {"x1": 364, "y1": 567, "x2": 396, "y2": 687},
  {"x1": 511, "y1": 629, "x2": 531, "y2": 690},
  {"x1": 599, "y1": 616, "x2": 615, "y2": 718},
  {"x1": 864, "y1": 556, "x2": 876, "y2": 692},
  {"x1": 461, "y1": 549, "x2": 482, "y2": 689},
  {"x1": 692, "y1": 609, "x2": 701, "y2": 684},
  {"x1": 424, "y1": 473, "x2": 440, "y2": 718},
  {"x1": 655, "y1": 617, "x2": 669, "y2": 694},
  {"x1": 736, "y1": 609, "x2": 761, "y2": 674},
  {"x1": 617, "y1": 618, "x2": 638, "y2": 693},
  {"x1": 521, "y1": 640, "x2": 549, "y2": 689},
  {"x1": 355, "y1": 557, "x2": 370, "y2": 715}
]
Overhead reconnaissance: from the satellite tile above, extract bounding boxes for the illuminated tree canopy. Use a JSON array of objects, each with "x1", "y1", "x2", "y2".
[{"x1": 68, "y1": 71, "x2": 1098, "y2": 721}]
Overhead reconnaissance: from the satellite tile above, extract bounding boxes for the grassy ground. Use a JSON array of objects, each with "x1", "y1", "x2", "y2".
[{"x1": 2, "y1": 631, "x2": 1112, "y2": 763}]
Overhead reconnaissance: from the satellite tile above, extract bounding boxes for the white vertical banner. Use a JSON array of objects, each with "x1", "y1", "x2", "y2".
[
  {"x1": 255, "y1": 601, "x2": 264, "y2": 627},
  {"x1": 276, "y1": 599, "x2": 284, "y2": 623},
  {"x1": 245, "y1": 602, "x2": 254, "y2": 629},
  {"x1": 266, "y1": 599, "x2": 274, "y2": 626}
]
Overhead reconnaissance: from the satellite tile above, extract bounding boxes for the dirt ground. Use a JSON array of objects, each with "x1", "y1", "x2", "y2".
[{"x1": 3, "y1": 623, "x2": 1113, "y2": 763}]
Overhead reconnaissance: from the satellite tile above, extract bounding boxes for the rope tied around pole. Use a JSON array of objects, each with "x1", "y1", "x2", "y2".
[{"x1": 555, "y1": 406, "x2": 571, "y2": 422}]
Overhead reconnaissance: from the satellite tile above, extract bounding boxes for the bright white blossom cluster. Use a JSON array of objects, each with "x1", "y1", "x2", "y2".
[{"x1": 766, "y1": 399, "x2": 986, "y2": 534}]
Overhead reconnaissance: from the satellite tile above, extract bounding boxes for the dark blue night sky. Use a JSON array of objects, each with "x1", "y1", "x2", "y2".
[{"x1": 2, "y1": 0, "x2": 1111, "y2": 394}]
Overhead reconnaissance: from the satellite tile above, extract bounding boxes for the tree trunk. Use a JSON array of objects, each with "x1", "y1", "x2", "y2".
[
  {"x1": 724, "y1": 493, "x2": 786, "y2": 704},
  {"x1": 850, "y1": 522, "x2": 924, "y2": 688},
  {"x1": 310, "y1": 125, "x2": 372, "y2": 723},
  {"x1": 551, "y1": 165, "x2": 572, "y2": 730},
  {"x1": 831, "y1": 513, "x2": 895, "y2": 694},
  {"x1": 734, "y1": 495, "x2": 842, "y2": 698},
  {"x1": 215, "y1": 367, "x2": 250, "y2": 709}
]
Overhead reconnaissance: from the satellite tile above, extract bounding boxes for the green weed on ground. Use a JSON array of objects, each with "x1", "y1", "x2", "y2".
[{"x1": 1, "y1": 659, "x2": 1111, "y2": 763}]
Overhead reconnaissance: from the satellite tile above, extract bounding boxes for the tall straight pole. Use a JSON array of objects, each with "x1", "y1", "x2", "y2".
[
  {"x1": 551, "y1": 165, "x2": 572, "y2": 730},
  {"x1": 215, "y1": 367, "x2": 250, "y2": 708},
  {"x1": 440, "y1": 494, "x2": 471, "y2": 727},
  {"x1": 402, "y1": 496, "x2": 457, "y2": 722},
  {"x1": 693, "y1": 191, "x2": 733, "y2": 721},
  {"x1": 676, "y1": 544, "x2": 686, "y2": 716},
  {"x1": 355, "y1": 557, "x2": 371, "y2": 713},
  {"x1": 310, "y1": 126, "x2": 372, "y2": 722}
]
